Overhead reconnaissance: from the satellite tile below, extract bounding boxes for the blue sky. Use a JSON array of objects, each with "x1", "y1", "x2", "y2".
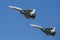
[{"x1": 0, "y1": 0, "x2": 60, "y2": 40}]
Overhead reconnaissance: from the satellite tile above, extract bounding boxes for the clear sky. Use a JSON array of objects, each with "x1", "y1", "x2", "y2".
[{"x1": 0, "y1": 0, "x2": 60, "y2": 40}]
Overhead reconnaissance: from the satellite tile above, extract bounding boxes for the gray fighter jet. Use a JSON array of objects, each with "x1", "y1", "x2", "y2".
[
  {"x1": 30, "y1": 24, "x2": 56, "y2": 36},
  {"x1": 8, "y1": 6, "x2": 36, "y2": 19}
]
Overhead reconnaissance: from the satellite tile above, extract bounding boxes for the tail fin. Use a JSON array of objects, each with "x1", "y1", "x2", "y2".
[
  {"x1": 51, "y1": 27, "x2": 56, "y2": 33},
  {"x1": 8, "y1": 6, "x2": 22, "y2": 11}
]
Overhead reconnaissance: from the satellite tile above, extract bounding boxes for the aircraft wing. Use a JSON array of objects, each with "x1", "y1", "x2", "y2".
[
  {"x1": 23, "y1": 13, "x2": 30, "y2": 19},
  {"x1": 45, "y1": 27, "x2": 56, "y2": 32},
  {"x1": 30, "y1": 24, "x2": 50, "y2": 35},
  {"x1": 30, "y1": 24, "x2": 56, "y2": 36},
  {"x1": 8, "y1": 6, "x2": 22, "y2": 11},
  {"x1": 42, "y1": 27, "x2": 56, "y2": 36}
]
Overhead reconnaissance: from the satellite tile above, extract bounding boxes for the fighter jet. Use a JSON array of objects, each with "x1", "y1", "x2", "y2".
[
  {"x1": 8, "y1": 6, "x2": 36, "y2": 19},
  {"x1": 30, "y1": 24, "x2": 56, "y2": 36}
]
